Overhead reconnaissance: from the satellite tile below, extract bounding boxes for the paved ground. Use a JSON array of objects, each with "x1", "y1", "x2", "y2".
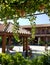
[{"x1": 0, "y1": 45, "x2": 50, "y2": 54}]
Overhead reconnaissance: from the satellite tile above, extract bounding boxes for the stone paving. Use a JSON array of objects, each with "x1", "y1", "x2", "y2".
[
  {"x1": 0, "y1": 45, "x2": 50, "y2": 53},
  {"x1": 13, "y1": 45, "x2": 50, "y2": 52}
]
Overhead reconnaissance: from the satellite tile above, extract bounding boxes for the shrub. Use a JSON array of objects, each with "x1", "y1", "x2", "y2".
[
  {"x1": 1, "y1": 53, "x2": 12, "y2": 65},
  {"x1": 39, "y1": 40, "x2": 45, "y2": 46},
  {"x1": 31, "y1": 51, "x2": 50, "y2": 65},
  {"x1": 0, "y1": 53, "x2": 31, "y2": 65},
  {"x1": 11, "y1": 52, "x2": 32, "y2": 65},
  {"x1": 0, "y1": 53, "x2": 2, "y2": 63},
  {"x1": 0, "y1": 51, "x2": 50, "y2": 65},
  {"x1": 48, "y1": 42, "x2": 50, "y2": 46}
]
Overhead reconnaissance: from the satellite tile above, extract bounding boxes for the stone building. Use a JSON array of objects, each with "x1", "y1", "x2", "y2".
[{"x1": 22, "y1": 24, "x2": 50, "y2": 45}]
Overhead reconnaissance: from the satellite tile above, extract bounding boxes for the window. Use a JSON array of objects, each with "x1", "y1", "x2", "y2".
[{"x1": 41, "y1": 29, "x2": 45, "y2": 34}]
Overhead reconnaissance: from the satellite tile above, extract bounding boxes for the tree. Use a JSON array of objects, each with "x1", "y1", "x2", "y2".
[
  {"x1": 29, "y1": 16, "x2": 36, "y2": 40},
  {"x1": 0, "y1": 0, "x2": 50, "y2": 19},
  {"x1": 0, "y1": 0, "x2": 50, "y2": 40}
]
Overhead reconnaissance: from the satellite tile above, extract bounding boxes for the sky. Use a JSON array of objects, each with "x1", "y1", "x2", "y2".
[
  {"x1": 0, "y1": 13, "x2": 50, "y2": 25},
  {"x1": 18, "y1": 14, "x2": 50, "y2": 25}
]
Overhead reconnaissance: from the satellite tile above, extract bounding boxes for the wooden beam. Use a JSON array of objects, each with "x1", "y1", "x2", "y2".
[
  {"x1": 23, "y1": 37, "x2": 28, "y2": 57},
  {"x1": 2, "y1": 35, "x2": 6, "y2": 53},
  {"x1": 23, "y1": 37, "x2": 25, "y2": 51},
  {"x1": 25, "y1": 37, "x2": 28, "y2": 57},
  {"x1": 8, "y1": 36, "x2": 11, "y2": 45}
]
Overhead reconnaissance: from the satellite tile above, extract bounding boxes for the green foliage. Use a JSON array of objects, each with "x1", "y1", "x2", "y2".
[
  {"x1": 0, "y1": 0, "x2": 50, "y2": 19},
  {"x1": 31, "y1": 51, "x2": 50, "y2": 65},
  {"x1": 0, "y1": 52, "x2": 32, "y2": 65},
  {"x1": 12, "y1": 53, "x2": 31, "y2": 65},
  {"x1": 13, "y1": 17, "x2": 20, "y2": 42},
  {"x1": 0, "y1": 53, "x2": 2, "y2": 63},
  {"x1": 29, "y1": 16, "x2": 36, "y2": 40},
  {"x1": 39, "y1": 40, "x2": 45, "y2": 46},
  {"x1": 0, "y1": 51, "x2": 50, "y2": 65},
  {"x1": 39, "y1": 51, "x2": 50, "y2": 65},
  {"x1": 0, "y1": 36, "x2": 2, "y2": 45},
  {"x1": 0, "y1": 0, "x2": 50, "y2": 43},
  {"x1": 0, "y1": 53, "x2": 12, "y2": 65},
  {"x1": 47, "y1": 42, "x2": 50, "y2": 46},
  {"x1": 31, "y1": 22, "x2": 36, "y2": 40}
]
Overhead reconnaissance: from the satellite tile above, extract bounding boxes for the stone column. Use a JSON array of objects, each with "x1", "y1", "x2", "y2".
[{"x1": 38, "y1": 37, "x2": 40, "y2": 45}]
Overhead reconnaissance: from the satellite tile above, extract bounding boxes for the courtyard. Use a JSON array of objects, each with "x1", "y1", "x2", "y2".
[{"x1": 0, "y1": 45, "x2": 50, "y2": 53}]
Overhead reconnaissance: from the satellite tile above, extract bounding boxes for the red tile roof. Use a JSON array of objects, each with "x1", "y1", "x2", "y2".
[
  {"x1": 0, "y1": 23, "x2": 31, "y2": 35},
  {"x1": 0, "y1": 24, "x2": 6, "y2": 32},
  {"x1": 21, "y1": 24, "x2": 50, "y2": 28},
  {"x1": 6, "y1": 23, "x2": 31, "y2": 35}
]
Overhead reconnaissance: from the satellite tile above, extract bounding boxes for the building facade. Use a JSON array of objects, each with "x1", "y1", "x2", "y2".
[{"x1": 22, "y1": 24, "x2": 50, "y2": 45}]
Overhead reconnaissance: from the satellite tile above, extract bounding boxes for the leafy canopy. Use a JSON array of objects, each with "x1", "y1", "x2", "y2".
[
  {"x1": 0, "y1": 0, "x2": 50, "y2": 41},
  {"x1": 0, "y1": 0, "x2": 50, "y2": 19}
]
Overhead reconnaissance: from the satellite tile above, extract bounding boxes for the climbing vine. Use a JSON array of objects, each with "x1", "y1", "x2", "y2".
[
  {"x1": 13, "y1": 16, "x2": 20, "y2": 42},
  {"x1": 29, "y1": 16, "x2": 36, "y2": 40}
]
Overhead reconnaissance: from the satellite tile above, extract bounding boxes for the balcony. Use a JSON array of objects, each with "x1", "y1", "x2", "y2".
[
  {"x1": 35, "y1": 31, "x2": 50, "y2": 37},
  {"x1": 36, "y1": 31, "x2": 50, "y2": 34},
  {"x1": 36, "y1": 28, "x2": 50, "y2": 34}
]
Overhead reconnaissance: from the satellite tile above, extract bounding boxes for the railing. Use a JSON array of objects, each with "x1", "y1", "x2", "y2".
[{"x1": 36, "y1": 32, "x2": 50, "y2": 34}]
